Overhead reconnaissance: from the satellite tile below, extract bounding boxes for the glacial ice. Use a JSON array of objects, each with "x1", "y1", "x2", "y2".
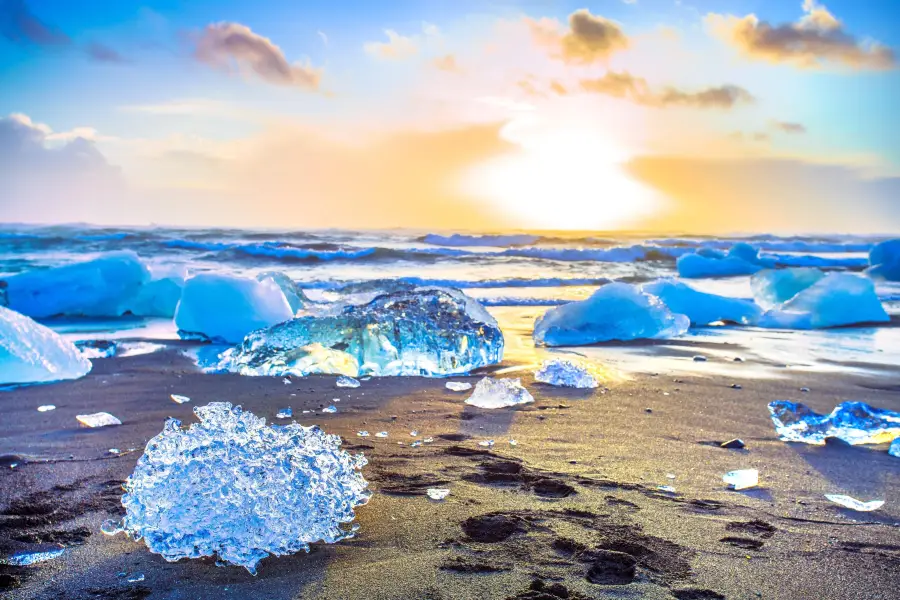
[
  {"x1": 534, "y1": 359, "x2": 599, "y2": 388},
  {"x1": 642, "y1": 279, "x2": 762, "y2": 325},
  {"x1": 465, "y1": 377, "x2": 534, "y2": 409},
  {"x1": 446, "y1": 381, "x2": 473, "y2": 391},
  {"x1": 175, "y1": 273, "x2": 294, "y2": 344},
  {"x1": 1, "y1": 547, "x2": 65, "y2": 566},
  {"x1": 218, "y1": 288, "x2": 503, "y2": 377},
  {"x1": 75, "y1": 340, "x2": 117, "y2": 359},
  {"x1": 37, "y1": 405, "x2": 55, "y2": 412},
  {"x1": 722, "y1": 469, "x2": 758, "y2": 490},
  {"x1": 276, "y1": 407, "x2": 293, "y2": 419},
  {"x1": 890, "y1": 438, "x2": 899, "y2": 458},
  {"x1": 750, "y1": 268, "x2": 825, "y2": 309},
  {"x1": 121, "y1": 402, "x2": 370, "y2": 573},
  {"x1": 426, "y1": 488, "x2": 450, "y2": 501},
  {"x1": 336, "y1": 375, "x2": 360, "y2": 388},
  {"x1": 170, "y1": 394, "x2": 190, "y2": 404},
  {"x1": 677, "y1": 243, "x2": 769, "y2": 279},
  {"x1": 257, "y1": 271, "x2": 309, "y2": 314},
  {"x1": 0, "y1": 306, "x2": 92, "y2": 384},
  {"x1": 77, "y1": 412, "x2": 122, "y2": 428},
  {"x1": 768, "y1": 400, "x2": 900, "y2": 445},
  {"x1": 533, "y1": 283, "x2": 689, "y2": 346},
  {"x1": 757, "y1": 273, "x2": 889, "y2": 329},
  {"x1": 126, "y1": 267, "x2": 185, "y2": 317},
  {"x1": 866, "y1": 238, "x2": 900, "y2": 281},
  {"x1": 824, "y1": 494, "x2": 884, "y2": 512}
]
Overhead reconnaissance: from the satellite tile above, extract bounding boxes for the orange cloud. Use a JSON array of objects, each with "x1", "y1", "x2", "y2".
[
  {"x1": 579, "y1": 71, "x2": 755, "y2": 109},
  {"x1": 528, "y1": 9, "x2": 629, "y2": 64},
  {"x1": 364, "y1": 29, "x2": 417, "y2": 59}
]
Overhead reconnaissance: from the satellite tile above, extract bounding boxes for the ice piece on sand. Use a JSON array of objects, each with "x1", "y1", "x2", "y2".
[
  {"x1": 375, "y1": 431, "x2": 389, "y2": 438},
  {"x1": 534, "y1": 359, "x2": 599, "y2": 388},
  {"x1": 75, "y1": 340, "x2": 117, "y2": 359},
  {"x1": 865, "y1": 238, "x2": 900, "y2": 281},
  {"x1": 677, "y1": 243, "x2": 770, "y2": 279},
  {"x1": 446, "y1": 381, "x2": 472, "y2": 392},
  {"x1": 720, "y1": 439, "x2": 746, "y2": 449},
  {"x1": 478, "y1": 440, "x2": 495, "y2": 447},
  {"x1": 757, "y1": 273, "x2": 889, "y2": 330},
  {"x1": 175, "y1": 273, "x2": 294, "y2": 344},
  {"x1": 0, "y1": 306, "x2": 92, "y2": 385},
  {"x1": 101, "y1": 519, "x2": 123, "y2": 535},
  {"x1": 219, "y1": 288, "x2": 503, "y2": 377},
  {"x1": 4, "y1": 251, "x2": 150, "y2": 318},
  {"x1": 121, "y1": 402, "x2": 370, "y2": 573},
  {"x1": 357, "y1": 431, "x2": 370, "y2": 437},
  {"x1": 322, "y1": 405, "x2": 337, "y2": 414},
  {"x1": 336, "y1": 375, "x2": 360, "y2": 388},
  {"x1": 750, "y1": 268, "x2": 825, "y2": 309},
  {"x1": 126, "y1": 573, "x2": 145, "y2": 583},
  {"x1": 410, "y1": 430, "x2": 419, "y2": 437},
  {"x1": 465, "y1": 377, "x2": 534, "y2": 409},
  {"x1": 824, "y1": 494, "x2": 884, "y2": 512},
  {"x1": 768, "y1": 400, "x2": 900, "y2": 445},
  {"x1": 257, "y1": 271, "x2": 309, "y2": 314},
  {"x1": 723, "y1": 469, "x2": 758, "y2": 490},
  {"x1": 170, "y1": 394, "x2": 191, "y2": 404},
  {"x1": 1, "y1": 547, "x2": 65, "y2": 566},
  {"x1": 889, "y1": 438, "x2": 900, "y2": 458},
  {"x1": 426, "y1": 488, "x2": 450, "y2": 501},
  {"x1": 37, "y1": 405, "x2": 56, "y2": 412},
  {"x1": 657, "y1": 485, "x2": 676, "y2": 493},
  {"x1": 276, "y1": 408, "x2": 293, "y2": 419},
  {"x1": 642, "y1": 279, "x2": 762, "y2": 325},
  {"x1": 533, "y1": 283, "x2": 689, "y2": 346},
  {"x1": 77, "y1": 412, "x2": 122, "y2": 428}
]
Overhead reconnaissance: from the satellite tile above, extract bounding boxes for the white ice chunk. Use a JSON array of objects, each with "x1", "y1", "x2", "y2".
[
  {"x1": 445, "y1": 381, "x2": 472, "y2": 392},
  {"x1": 375, "y1": 431, "x2": 388, "y2": 438},
  {"x1": 768, "y1": 400, "x2": 900, "y2": 445},
  {"x1": 256, "y1": 271, "x2": 309, "y2": 314},
  {"x1": 534, "y1": 359, "x2": 599, "y2": 388},
  {"x1": 170, "y1": 394, "x2": 191, "y2": 404},
  {"x1": 757, "y1": 273, "x2": 889, "y2": 329},
  {"x1": 751, "y1": 268, "x2": 825, "y2": 309},
  {"x1": 175, "y1": 273, "x2": 294, "y2": 344},
  {"x1": 824, "y1": 494, "x2": 884, "y2": 512},
  {"x1": 723, "y1": 469, "x2": 758, "y2": 490},
  {"x1": 0, "y1": 306, "x2": 91, "y2": 384},
  {"x1": 426, "y1": 488, "x2": 450, "y2": 501},
  {"x1": 336, "y1": 375, "x2": 360, "y2": 388},
  {"x1": 76, "y1": 412, "x2": 122, "y2": 428},
  {"x1": 642, "y1": 279, "x2": 761, "y2": 325},
  {"x1": 465, "y1": 377, "x2": 534, "y2": 409},
  {"x1": 533, "y1": 282, "x2": 689, "y2": 346},
  {"x1": 322, "y1": 405, "x2": 337, "y2": 414},
  {"x1": 37, "y1": 405, "x2": 56, "y2": 412}
]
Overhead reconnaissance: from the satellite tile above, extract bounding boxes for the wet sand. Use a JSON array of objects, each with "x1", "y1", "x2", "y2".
[{"x1": 1, "y1": 348, "x2": 899, "y2": 599}]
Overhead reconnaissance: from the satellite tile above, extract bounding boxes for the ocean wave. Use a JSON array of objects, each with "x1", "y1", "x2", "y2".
[
  {"x1": 421, "y1": 233, "x2": 542, "y2": 247},
  {"x1": 477, "y1": 297, "x2": 569, "y2": 306},
  {"x1": 766, "y1": 254, "x2": 869, "y2": 268},
  {"x1": 299, "y1": 276, "x2": 612, "y2": 290},
  {"x1": 649, "y1": 238, "x2": 873, "y2": 253}
]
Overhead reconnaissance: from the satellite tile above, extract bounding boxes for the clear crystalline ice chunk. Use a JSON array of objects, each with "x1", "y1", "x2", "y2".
[
  {"x1": 426, "y1": 488, "x2": 450, "y2": 501},
  {"x1": 336, "y1": 376, "x2": 361, "y2": 388},
  {"x1": 768, "y1": 400, "x2": 900, "y2": 445},
  {"x1": 218, "y1": 288, "x2": 503, "y2": 377},
  {"x1": 723, "y1": 469, "x2": 758, "y2": 490},
  {"x1": 824, "y1": 494, "x2": 884, "y2": 512},
  {"x1": 121, "y1": 402, "x2": 370, "y2": 573},
  {"x1": 0, "y1": 306, "x2": 92, "y2": 385},
  {"x1": 170, "y1": 394, "x2": 191, "y2": 404},
  {"x1": 445, "y1": 381, "x2": 473, "y2": 392},
  {"x1": 465, "y1": 377, "x2": 534, "y2": 409},
  {"x1": 1, "y1": 547, "x2": 65, "y2": 566},
  {"x1": 77, "y1": 412, "x2": 122, "y2": 428},
  {"x1": 276, "y1": 408, "x2": 292, "y2": 419},
  {"x1": 534, "y1": 359, "x2": 599, "y2": 388},
  {"x1": 751, "y1": 267, "x2": 825, "y2": 309},
  {"x1": 101, "y1": 519, "x2": 123, "y2": 535}
]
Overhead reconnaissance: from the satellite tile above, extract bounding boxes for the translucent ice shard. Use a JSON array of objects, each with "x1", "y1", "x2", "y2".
[
  {"x1": 257, "y1": 271, "x2": 309, "y2": 314},
  {"x1": 101, "y1": 519, "x2": 123, "y2": 536},
  {"x1": 121, "y1": 402, "x2": 370, "y2": 573},
  {"x1": 534, "y1": 359, "x2": 599, "y2": 388},
  {"x1": 465, "y1": 377, "x2": 534, "y2": 409},
  {"x1": 642, "y1": 279, "x2": 762, "y2": 325},
  {"x1": 824, "y1": 494, "x2": 884, "y2": 512},
  {"x1": 533, "y1": 283, "x2": 689, "y2": 346},
  {"x1": 1, "y1": 547, "x2": 64, "y2": 566},
  {"x1": 750, "y1": 268, "x2": 825, "y2": 309},
  {"x1": 446, "y1": 381, "x2": 473, "y2": 392},
  {"x1": 890, "y1": 438, "x2": 900, "y2": 458},
  {"x1": 768, "y1": 400, "x2": 900, "y2": 445},
  {"x1": 219, "y1": 288, "x2": 503, "y2": 377},
  {"x1": 170, "y1": 394, "x2": 191, "y2": 404},
  {"x1": 426, "y1": 488, "x2": 450, "y2": 501},
  {"x1": 723, "y1": 469, "x2": 758, "y2": 490},
  {"x1": 76, "y1": 412, "x2": 122, "y2": 428},
  {"x1": 0, "y1": 306, "x2": 92, "y2": 385},
  {"x1": 336, "y1": 376, "x2": 360, "y2": 388}
]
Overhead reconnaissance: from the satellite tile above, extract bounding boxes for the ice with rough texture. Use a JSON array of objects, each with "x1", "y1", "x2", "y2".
[
  {"x1": 77, "y1": 412, "x2": 122, "y2": 428},
  {"x1": 866, "y1": 238, "x2": 900, "y2": 281},
  {"x1": 824, "y1": 494, "x2": 884, "y2": 512},
  {"x1": 750, "y1": 268, "x2": 825, "y2": 309},
  {"x1": 219, "y1": 288, "x2": 503, "y2": 377},
  {"x1": 121, "y1": 402, "x2": 370, "y2": 573},
  {"x1": 276, "y1": 408, "x2": 292, "y2": 419},
  {"x1": 677, "y1": 243, "x2": 769, "y2": 279},
  {"x1": 642, "y1": 279, "x2": 762, "y2": 325},
  {"x1": 257, "y1": 271, "x2": 309, "y2": 314},
  {"x1": 336, "y1": 375, "x2": 360, "y2": 388},
  {"x1": 0, "y1": 306, "x2": 92, "y2": 384},
  {"x1": 426, "y1": 488, "x2": 450, "y2": 500},
  {"x1": 322, "y1": 405, "x2": 337, "y2": 414},
  {"x1": 465, "y1": 377, "x2": 534, "y2": 409},
  {"x1": 889, "y1": 438, "x2": 899, "y2": 458},
  {"x1": 445, "y1": 381, "x2": 472, "y2": 391},
  {"x1": 75, "y1": 339, "x2": 117, "y2": 359},
  {"x1": 534, "y1": 359, "x2": 599, "y2": 388},
  {"x1": 758, "y1": 273, "x2": 889, "y2": 329},
  {"x1": 175, "y1": 273, "x2": 294, "y2": 344},
  {"x1": 768, "y1": 400, "x2": 900, "y2": 445},
  {"x1": 1, "y1": 547, "x2": 64, "y2": 566},
  {"x1": 723, "y1": 469, "x2": 758, "y2": 490},
  {"x1": 170, "y1": 394, "x2": 190, "y2": 404},
  {"x1": 533, "y1": 282, "x2": 689, "y2": 346}
]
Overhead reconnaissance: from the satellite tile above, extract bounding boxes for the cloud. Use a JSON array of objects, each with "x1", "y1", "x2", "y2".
[
  {"x1": 705, "y1": 1, "x2": 895, "y2": 70},
  {"x1": 771, "y1": 120, "x2": 807, "y2": 134},
  {"x1": 85, "y1": 42, "x2": 127, "y2": 63},
  {"x1": 195, "y1": 22, "x2": 322, "y2": 89},
  {"x1": 0, "y1": 0, "x2": 70, "y2": 46},
  {"x1": 317, "y1": 30, "x2": 328, "y2": 46},
  {"x1": 550, "y1": 81, "x2": 568, "y2": 95},
  {"x1": 579, "y1": 71, "x2": 755, "y2": 109},
  {"x1": 433, "y1": 54, "x2": 461, "y2": 72},
  {"x1": 364, "y1": 29, "x2": 418, "y2": 59},
  {"x1": 528, "y1": 9, "x2": 629, "y2": 64}
]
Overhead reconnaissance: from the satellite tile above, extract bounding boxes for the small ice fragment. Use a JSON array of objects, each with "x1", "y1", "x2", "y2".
[
  {"x1": 276, "y1": 408, "x2": 293, "y2": 419},
  {"x1": 410, "y1": 441, "x2": 422, "y2": 447},
  {"x1": 302, "y1": 410, "x2": 310, "y2": 414},
  {"x1": 426, "y1": 488, "x2": 450, "y2": 501},
  {"x1": 657, "y1": 485, "x2": 676, "y2": 493},
  {"x1": 76, "y1": 412, "x2": 121, "y2": 428},
  {"x1": 800, "y1": 387, "x2": 810, "y2": 393},
  {"x1": 693, "y1": 355, "x2": 707, "y2": 362},
  {"x1": 534, "y1": 359, "x2": 599, "y2": 388},
  {"x1": 723, "y1": 469, "x2": 758, "y2": 490},
  {"x1": 824, "y1": 494, "x2": 884, "y2": 512},
  {"x1": 721, "y1": 439, "x2": 746, "y2": 449},
  {"x1": 465, "y1": 377, "x2": 534, "y2": 409},
  {"x1": 109, "y1": 448, "x2": 120, "y2": 454},
  {"x1": 170, "y1": 394, "x2": 191, "y2": 404},
  {"x1": 356, "y1": 431, "x2": 370, "y2": 437},
  {"x1": 376, "y1": 431, "x2": 388, "y2": 438},
  {"x1": 37, "y1": 405, "x2": 55, "y2": 412},
  {"x1": 445, "y1": 381, "x2": 472, "y2": 392},
  {"x1": 509, "y1": 440, "x2": 518, "y2": 446},
  {"x1": 100, "y1": 519, "x2": 123, "y2": 536},
  {"x1": 478, "y1": 440, "x2": 495, "y2": 447},
  {"x1": 283, "y1": 378, "x2": 291, "y2": 385},
  {"x1": 890, "y1": 438, "x2": 900, "y2": 458},
  {"x1": 410, "y1": 430, "x2": 419, "y2": 437},
  {"x1": 126, "y1": 573, "x2": 145, "y2": 583},
  {"x1": 768, "y1": 400, "x2": 900, "y2": 445},
  {"x1": 322, "y1": 405, "x2": 337, "y2": 414},
  {"x1": 666, "y1": 473, "x2": 676, "y2": 480},
  {"x1": 423, "y1": 437, "x2": 434, "y2": 443},
  {"x1": 1, "y1": 547, "x2": 64, "y2": 566},
  {"x1": 336, "y1": 376, "x2": 360, "y2": 388}
]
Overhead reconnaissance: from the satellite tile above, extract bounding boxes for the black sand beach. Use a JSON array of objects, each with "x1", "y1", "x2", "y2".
[{"x1": 1, "y1": 348, "x2": 898, "y2": 600}]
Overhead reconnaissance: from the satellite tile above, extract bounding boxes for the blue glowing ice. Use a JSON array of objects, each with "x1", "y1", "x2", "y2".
[
  {"x1": 677, "y1": 243, "x2": 770, "y2": 279},
  {"x1": 257, "y1": 271, "x2": 309, "y2": 314},
  {"x1": 757, "y1": 273, "x2": 889, "y2": 329},
  {"x1": 866, "y1": 238, "x2": 900, "y2": 281},
  {"x1": 534, "y1": 359, "x2": 599, "y2": 388},
  {"x1": 750, "y1": 268, "x2": 825, "y2": 309},
  {"x1": 642, "y1": 279, "x2": 761, "y2": 325},
  {"x1": 768, "y1": 400, "x2": 900, "y2": 445},
  {"x1": 0, "y1": 306, "x2": 92, "y2": 385}
]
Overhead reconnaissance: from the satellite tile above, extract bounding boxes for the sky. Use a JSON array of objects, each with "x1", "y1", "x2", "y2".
[{"x1": 1, "y1": 0, "x2": 898, "y2": 233}]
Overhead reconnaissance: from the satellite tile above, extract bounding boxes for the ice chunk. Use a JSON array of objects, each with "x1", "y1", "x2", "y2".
[
  {"x1": 257, "y1": 271, "x2": 309, "y2": 313},
  {"x1": 121, "y1": 402, "x2": 370, "y2": 573},
  {"x1": 1, "y1": 547, "x2": 64, "y2": 566},
  {"x1": 375, "y1": 431, "x2": 388, "y2": 438},
  {"x1": 642, "y1": 279, "x2": 761, "y2": 325},
  {"x1": 126, "y1": 267, "x2": 185, "y2": 318},
  {"x1": 101, "y1": 519, "x2": 123, "y2": 535},
  {"x1": 410, "y1": 430, "x2": 419, "y2": 437},
  {"x1": 677, "y1": 243, "x2": 769, "y2": 279},
  {"x1": 322, "y1": 405, "x2": 337, "y2": 414},
  {"x1": 336, "y1": 375, "x2": 360, "y2": 388},
  {"x1": 757, "y1": 273, "x2": 889, "y2": 329},
  {"x1": 426, "y1": 488, "x2": 450, "y2": 501},
  {"x1": 750, "y1": 268, "x2": 825, "y2": 309},
  {"x1": 721, "y1": 439, "x2": 746, "y2": 449},
  {"x1": 0, "y1": 306, "x2": 91, "y2": 384},
  {"x1": 534, "y1": 359, "x2": 599, "y2": 388},
  {"x1": 126, "y1": 573, "x2": 145, "y2": 583},
  {"x1": 657, "y1": 485, "x2": 676, "y2": 493},
  {"x1": 75, "y1": 340, "x2": 117, "y2": 359},
  {"x1": 768, "y1": 400, "x2": 900, "y2": 445},
  {"x1": 4, "y1": 251, "x2": 150, "y2": 318},
  {"x1": 465, "y1": 377, "x2": 534, "y2": 409},
  {"x1": 170, "y1": 394, "x2": 190, "y2": 404},
  {"x1": 77, "y1": 412, "x2": 122, "y2": 428},
  {"x1": 533, "y1": 283, "x2": 689, "y2": 346},
  {"x1": 723, "y1": 469, "x2": 758, "y2": 490},
  {"x1": 445, "y1": 381, "x2": 472, "y2": 392},
  {"x1": 219, "y1": 288, "x2": 503, "y2": 377},
  {"x1": 866, "y1": 238, "x2": 900, "y2": 281},
  {"x1": 356, "y1": 431, "x2": 369, "y2": 437},
  {"x1": 37, "y1": 405, "x2": 56, "y2": 412},
  {"x1": 276, "y1": 408, "x2": 293, "y2": 419},
  {"x1": 889, "y1": 438, "x2": 899, "y2": 458},
  {"x1": 175, "y1": 273, "x2": 294, "y2": 344},
  {"x1": 478, "y1": 440, "x2": 495, "y2": 447},
  {"x1": 824, "y1": 494, "x2": 884, "y2": 512}
]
